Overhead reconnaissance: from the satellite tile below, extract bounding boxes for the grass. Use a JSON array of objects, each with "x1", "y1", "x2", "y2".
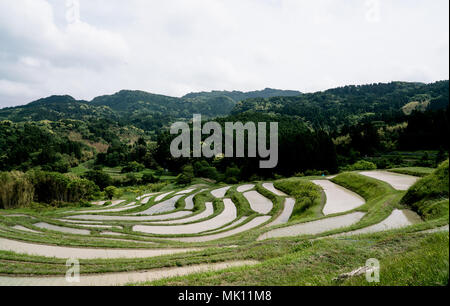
[
  {"x1": 0, "y1": 172, "x2": 448, "y2": 285},
  {"x1": 389, "y1": 167, "x2": 436, "y2": 177},
  {"x1": 141, "y1": 232, "x2": 449, "y2": 286},
  {"x1": 273, "y1": 178, "x2": 323, "y2": 221},
  {"x1": 331, "y1": 172, "x2": 393, "y2": 200},
  {"x1": 401, "y1": 160, "x2": 449, "y2": 220}
]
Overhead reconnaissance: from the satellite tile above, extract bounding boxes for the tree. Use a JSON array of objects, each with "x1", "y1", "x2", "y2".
[
  {"x1": 104, "y1": 186, "x2": 117, "y2": 200},
  {"x1": 83, "y1": 170, "x2": 112, "y2": 190},
  {"x1": 176, "y1": 164, "x2": 195, "y2": 185},
  {"x1": 142, "y1": 172, "x2": 159, "y2": 184},
  {"x1": 0, "y1": 171, "x2": 34, "y2": 209}
]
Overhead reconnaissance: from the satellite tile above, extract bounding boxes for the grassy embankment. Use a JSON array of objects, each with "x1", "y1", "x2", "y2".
[{"x1": 143, "y1": 167, "x2": 449, "y2": 285}]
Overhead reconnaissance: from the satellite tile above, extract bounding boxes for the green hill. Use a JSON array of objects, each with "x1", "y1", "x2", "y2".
[{"x1": 232, "y1": 81, "x2": 449, "y2": 130}]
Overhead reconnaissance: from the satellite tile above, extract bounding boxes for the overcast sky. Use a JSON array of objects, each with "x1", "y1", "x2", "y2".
[{"x1": 0, "y1": 0, "x2": 448, "y2": 107}]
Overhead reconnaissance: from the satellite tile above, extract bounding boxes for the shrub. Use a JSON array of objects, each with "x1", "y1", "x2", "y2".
[
  {"x1": 344, "y1": 160, "x2": 377, "y2": 171},
  {"x1": 142, "y1": 172, "x2": 159, "y2": 184},
  {"x1": 27, "y1": 171, "x2": 99, "y2": 205},
  {"x1": 104, "y1": 186, "x2": 117, "y2": 200},
  {"x1": 176, "y1": 164, "x2": 195, "y2": 185},
  {"x1": 224, "y1": 166, "x2": 240, "y2": 184},
  {"x1": 0, "y1": 171, "x2": 34, "y2": 209},
  {"x1": 121, "y1": 161, "x2": 145, "y2": 173},
  {"x1": 67, "y1": 178, "x2": 99, "y2": 202},
  {"x1": 83, "y1": 170, "x2": 112, "y2": 190}
]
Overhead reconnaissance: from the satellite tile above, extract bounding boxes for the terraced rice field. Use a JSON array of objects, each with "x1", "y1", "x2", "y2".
[{"x1": 0, "y1": 171, "x2": 447, "y2": 286}]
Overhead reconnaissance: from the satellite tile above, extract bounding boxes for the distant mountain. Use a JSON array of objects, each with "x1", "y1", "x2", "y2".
[
  {"x1": 0, "y1": 88, "x2": 303, "y2": 131},
  {"x1": 0, "y1": 82, "x2": 447, "y2": 133},
  {"x1": 182, "y1": 88, "x2": 302, "y2": 102},
  {"x1": 0, "y1": 95, "x2": 118, "y2": 122}
]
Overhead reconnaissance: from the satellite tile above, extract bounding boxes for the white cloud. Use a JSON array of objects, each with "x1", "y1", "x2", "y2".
[{"x1": 0, "y1": 0, "x2": 448, "y2": 107}]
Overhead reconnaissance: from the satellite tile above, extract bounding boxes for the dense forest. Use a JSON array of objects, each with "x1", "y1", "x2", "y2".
[{"x1": 0, "y1": 81, "x2": 448, "y2": 206}]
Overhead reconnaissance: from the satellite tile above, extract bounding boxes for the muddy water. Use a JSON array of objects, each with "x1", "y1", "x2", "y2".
[
  {"x1": 205, "y1": 217, "x2": 249, "y2": 234},
  {"x1": 262, "y1": 183, "x2": 287, "y2": 196},
  {"x1": 12, "y1": 225, "x2": 40, "y2": 234},
  {"x1": 132, "y1": 195, "x2": 183, "y2": 215},
  {"x1": 313, "y1": 180, "x2": 365, "y2": 215},
  {"x1": 211, "y1": 186, "x2": 231, "y2": 199},
  {"x1": 420, "y1": 225, "x2": 449, "y2": 234},
  {"x1": 176, "y1": 188, "x2": 197, "y2": 195},
  {"x1": 65, "y1": 210, "x2": 193, "y2": 222},
  {"x1": 330, "y1": 209, "x2": 422, "y2": 237},
  {"x1": 0, "y1": 237, "x2": 203, "y2": 259},
  {"x1": 133, "y1": 199, "x2": 237, "y2": 235},
  {"x1": 184, "y1": 189, "x2": 208, "y2": 210},
  {"x1": 243, "y1": 191, "x2": 273, "y2": 215},
  {"x1": 237, "y1": 184, "x2": 255, "y2": 193},
  {"x1": 258, "y1": 212, "x2": 366, "y2": 240},
  {"x1": 151, "y1": 202, "x2": 214, "y2": 225},
  {"x1": 265, "y1": 198, "x2": 295, "y2": 227},
  {"x1": 0, "y1": 261, "x2": 259, "y2": 286},
  {"x1": 73, "y1": 202, "x2": 139, "y2": 214},
  {"x1": 154, "y1": 192, "x2": 175, "y2": 202},
  {"x1": 167, "y1": 216, "x2": 272, "y2": 243},
  {"x1": 137, "y1": 193, "x2": 158, "y2": 201},
  {"x1": 34, "y1": 222, "x2": 91, "y2": 235},
  {"x1": 359, "y1": 171, "x2": 419, "y2": 191}
]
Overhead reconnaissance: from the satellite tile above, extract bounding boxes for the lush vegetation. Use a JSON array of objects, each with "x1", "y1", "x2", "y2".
[
  {"x1": 401, "y1": 160, "x2": 449, "y2": 220},
  {"x1": 0, "y1": 81, "x2": 448, "y2": 205},
  {"x1": 274, "y1": 178, "x2": 323, "y2": 220},
  {"x1": 0, "y1": 170, "x2": 98, "y2": 209},
  {"x1": 232, "y1": 81, "x2": 448, "y2": 130}
]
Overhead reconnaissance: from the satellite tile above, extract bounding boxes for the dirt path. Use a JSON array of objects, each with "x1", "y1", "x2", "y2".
[
  {"x1": 312, "y1": 180, "x2": 365, "y2": 215},
  {"x1": 258, "y1": 212, "x2": 366, "y2": 240},
  {"x1": 0, "y1": 260, "x2": 259, "y2": 286},
  {"x1": 0, "y1": 237, "x2": 202, "y2": 259},
  {"x1": 359, "y1": 171, "x2": 419, "y2": 191}
]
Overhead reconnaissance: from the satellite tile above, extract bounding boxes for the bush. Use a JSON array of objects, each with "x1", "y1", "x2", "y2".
[
  {"x1": 124, "y1": 173, "x2": 139, "y2": 186},
  {"x1": 193, "y1": 161, "x2": 219, "y2": 180},
  {"x1": 343, "y1": 160, "x2": 377, "y2": 171},
  {"x1": 83, "y1": 170, "x2": 112, "y2": 190},
  {"x1": 142, "y1": 172, "x2": 160, "y2": 184},
  {"x1": 104, "y1": 186, "x2": 117, "y2": 200},
  {"x1": 176, "y1": 164, "x2": 195, "y2": 185},
  {"x1": 27, "y1": 171, "x2": 99, "y2": 205},
  {"x1": 121, "y1": 161, "x2": 145, "y2": 173},
  {"x1": 67, "y1": 178, "x2": 99, "y2": 202},
  {"x1": 0, "y1": 171, "x2": 34, "y2": 209},
  {"x1": 224, "y1": 166, "x2": 240, "y2": 184}
]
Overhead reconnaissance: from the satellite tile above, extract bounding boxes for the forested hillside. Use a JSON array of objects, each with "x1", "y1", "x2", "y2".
[
  {"x1": 0, "y1": 88, "x2": 302, "y2": 132},
  {"x1": 232, "y1": 81, "x2": 449, "y2": 130},
  {"x1": 0, "y1": 81, "x2": 448, "y2": 188}
]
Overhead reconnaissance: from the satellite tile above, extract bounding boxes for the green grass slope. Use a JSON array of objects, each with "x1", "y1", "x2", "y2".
[{"x1": 401, "y1": 160, "x2": 449, "y2": 220}]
